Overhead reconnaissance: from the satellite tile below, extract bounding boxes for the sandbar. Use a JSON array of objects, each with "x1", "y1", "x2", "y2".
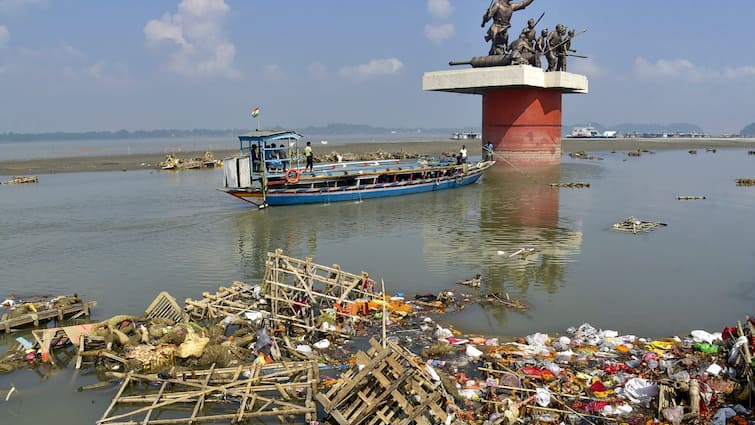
[{"x1": 1, "y1": 138, "x2": 754, "y2": 176}]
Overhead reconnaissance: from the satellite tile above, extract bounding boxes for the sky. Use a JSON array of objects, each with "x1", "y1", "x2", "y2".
[{"x1": 1, "y1": 0, "x2": 755, "y2": 135}]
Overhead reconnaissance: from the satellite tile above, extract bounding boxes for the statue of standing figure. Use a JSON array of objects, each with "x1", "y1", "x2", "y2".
[
  {"x1": 557, "y1": 29, "x2": 576, "y2": 71},
  {"x1": 534, "y1": 28, "x2": 550, "y2": 68},
  {"x1": 481, "y1": 0, "x2": 534, "y2": 56},
  {"x1": 544, "y1": 24, "x2": 566, "y2": 71}
]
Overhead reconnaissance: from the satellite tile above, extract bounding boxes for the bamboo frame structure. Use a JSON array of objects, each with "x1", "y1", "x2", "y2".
[
  {"x1": 265, "y1": 249, "x2": 382, "y2": 335},
  {"x1": 98, "y1": 360, "x2": 319, "y2": 424},
  {"x1": 184, "y1": 281, "x2": 265, "y2": 321},
  {"x1": 316, "y1": 338, "x2": 450, "y2": 425}
]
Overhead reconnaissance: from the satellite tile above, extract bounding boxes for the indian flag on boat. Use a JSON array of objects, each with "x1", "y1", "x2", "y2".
[{"x1": 250, "y1": 107, "x2": 260, "y2": 118}]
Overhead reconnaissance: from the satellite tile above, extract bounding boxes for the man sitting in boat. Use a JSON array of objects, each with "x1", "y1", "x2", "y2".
[{"x1": 265, "y1": 143, "x2": 284, "y2": 171}]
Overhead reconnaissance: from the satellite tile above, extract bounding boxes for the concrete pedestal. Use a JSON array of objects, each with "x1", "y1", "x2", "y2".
[{"x1": 423, "y1": 65, "x2": 588, "y2": 166}]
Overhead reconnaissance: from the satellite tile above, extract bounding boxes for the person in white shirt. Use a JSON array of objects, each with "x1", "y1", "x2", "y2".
[{"x1": 460, "y1": 145, "x2": 468, "y2": 163}]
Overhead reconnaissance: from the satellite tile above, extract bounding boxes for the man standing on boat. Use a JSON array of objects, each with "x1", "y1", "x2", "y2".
[
  {"x1": 460, "y1": 145, "x2": 468, "y2": 163},
  {"x1": 484, "y1": 141, "x2": 495, "y2": 161},
  {"x1": 304, "y1": 141, "x2": 314, "y2": 172}
]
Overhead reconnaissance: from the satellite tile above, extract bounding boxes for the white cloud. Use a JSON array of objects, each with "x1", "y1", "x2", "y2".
[
  {"x1": 0, "y1": 25, "x2": 8, "y2": 47},
  {"x1": 633, "y1": 57, "x2": 712, "y2": 82},
  {"x1": 424, "y1": 23, "x2": 455, "y2": 43},
  {"x1": 144, "y1": 0, "x2": 239, "y2": 80},
  {"x1": 339, "y1": 58, "x2": 403, "y2": 81},
  {"x1": 427, "y1": 0, "x2": 453, "y2": 18},
  {"x1": 724, "y1": 66, "x2": 755, "y2": 79},
  {"x1": 570, "y1": 57, "x2": 603, "y2": 78}
]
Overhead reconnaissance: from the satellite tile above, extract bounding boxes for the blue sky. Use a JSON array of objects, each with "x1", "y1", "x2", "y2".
[{"x1": 1, "y1": 0, "x2": 754, "y2": 134}]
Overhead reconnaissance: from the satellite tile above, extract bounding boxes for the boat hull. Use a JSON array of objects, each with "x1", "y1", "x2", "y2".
[{"x1": 223, "y1": 165, "x2": 489, "y2": 206}]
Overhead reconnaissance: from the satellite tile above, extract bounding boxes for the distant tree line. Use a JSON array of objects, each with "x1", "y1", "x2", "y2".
[
  {"x1": 0, "y1": 124, "x2": 471, "y2": 142},
  {"x1": 742, "y1": 123, "x2": 755, "y2": 137},
  {"x1": 0, "y1": 128, "x2": 252, "y2": 142}
]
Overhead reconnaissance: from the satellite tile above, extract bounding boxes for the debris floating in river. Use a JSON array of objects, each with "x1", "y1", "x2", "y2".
[
  {"x1": 549, "y1": 181, "x2": 590, "y2": 188},
  {"x1": 736, "y1": 178, "x2": 755, "y2": 186},
  {"x1": 456, "y1": 274, "x2": 481, "y2": 288},
  {"x1": 1, "y1": 175, "x2": 39, "y2": 184},
  {"x1": 677, "y1": 195, "x2": 706, "y2": 200},
  {"x1": 0, "y1": 294, "x2": 95, "y2": 333},
  {"x1": 480, "y1": 292, "x2": 528, "y2": 310},
  {"x1": 6, "y1": 249, "x2": 755, "y2": 424},
  {"x1": 611, "y1": 216, "x2": 668, "y2": 234},
  {"x1": 568, "y1": 151, "x2": 595, "y2": 160}
]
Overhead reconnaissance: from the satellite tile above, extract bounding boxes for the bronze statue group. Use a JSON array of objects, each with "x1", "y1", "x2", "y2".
[{"x1": 481, "y1": 0, "x2": 582, "y2": 71}]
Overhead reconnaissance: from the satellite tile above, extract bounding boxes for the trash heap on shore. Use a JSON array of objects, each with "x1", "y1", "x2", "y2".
[
  {"x1": 1, "y1": 249, "x2": 754, "y2": 424},
  {"x1": 159, "y1": 151, "x2": 222, "y2": 170}
]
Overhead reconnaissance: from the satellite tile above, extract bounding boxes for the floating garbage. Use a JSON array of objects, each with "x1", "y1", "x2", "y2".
[
  {"x1": 612, "y1": 216, "x2": 667, "y2": 234},
  {"x1": 677, "y1": 195, "x2": 706, "y2": 200},
  {"x1": 456, "y1": 274, "x2": 481, "y2": 288},
  {"x1": 0, "y1": 294, "x2": 96, "y2": 334},
  {"x1": 1, "y1": 175, "x2": 39, "y2": 184},
  {"x1": 568, "y1": 151, "x2": 596, "y2": 160},
  {"x1": 736, "y1": 178, "x2": 755, "y2": 187},
  {"x1": 4, "y1": 249, "x2": 755, "y2": 425},
  {"x1": 549, "y1": 181, "x2": 590, "y2": 188}
]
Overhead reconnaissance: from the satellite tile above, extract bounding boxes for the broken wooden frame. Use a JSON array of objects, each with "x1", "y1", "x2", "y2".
[
  {"x1": 98, "y1": 360, "x2": 319, "y2": 425},
  {"x1": 317, "y1": 338, "x2": 450, "y2": 425},
  {"x1": 31, "y1": 323, "x2": 97, "y2": 365},
  {"x1": 184, "y1": 281, "x2": 264, "y2": 321},
  {"x1": 144, "y1": 291, "x2": 185, "y2": 323},
  {"x1": 265, "y1": 249, "x2": 383, "y2": 335},
  {"x1": 0, "y1": 300, "x2": 96, "y2": 333}
]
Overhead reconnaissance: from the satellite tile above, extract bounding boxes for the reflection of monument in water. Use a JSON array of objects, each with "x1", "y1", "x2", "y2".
[{"x1": 422, "y1": 165, "x2": 582, "y2": 298}]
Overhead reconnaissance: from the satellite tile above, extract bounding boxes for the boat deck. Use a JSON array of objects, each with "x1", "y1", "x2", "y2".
[{"x1": 266, "y1": 158, "x2": 458, "y2": 181}]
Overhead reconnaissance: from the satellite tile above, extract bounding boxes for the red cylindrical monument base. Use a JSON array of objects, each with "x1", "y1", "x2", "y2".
[{"x1": 482, "y1": 87, "x2": 562, "y2": 167}]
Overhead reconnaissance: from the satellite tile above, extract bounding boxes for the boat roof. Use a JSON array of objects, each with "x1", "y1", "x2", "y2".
[{"x1": 238, "y1": 130, "x2": 302, "y2": 143}]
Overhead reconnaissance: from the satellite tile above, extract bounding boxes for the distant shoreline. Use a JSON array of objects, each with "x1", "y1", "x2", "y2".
[{"x1": 1, "y1": 138, "x2": 754, "y2": 176}]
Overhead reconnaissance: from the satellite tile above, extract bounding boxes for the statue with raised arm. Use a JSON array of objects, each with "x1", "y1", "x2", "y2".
[{"x1": 481, "y1": 0, "x2": 535, "y2": 56}]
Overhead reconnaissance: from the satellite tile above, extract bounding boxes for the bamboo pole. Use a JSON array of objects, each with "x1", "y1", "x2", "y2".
[{"x1": 381, "y1": 279, "x2": 387, "y2": 348}]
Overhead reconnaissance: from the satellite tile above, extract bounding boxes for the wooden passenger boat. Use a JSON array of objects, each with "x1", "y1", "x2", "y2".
[{"x1": 220, "y1": 130, "x2": 495, "y2": 208}]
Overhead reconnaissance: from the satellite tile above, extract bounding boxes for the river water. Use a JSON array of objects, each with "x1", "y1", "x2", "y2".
[{"x1": 1, "y1": 146, "x2": 754, "y2": 423}]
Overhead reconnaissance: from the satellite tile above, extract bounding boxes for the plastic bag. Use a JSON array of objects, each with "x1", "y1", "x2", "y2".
[{"x1": 622, "y1": 377, "x2": 658, "y2": 406}]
